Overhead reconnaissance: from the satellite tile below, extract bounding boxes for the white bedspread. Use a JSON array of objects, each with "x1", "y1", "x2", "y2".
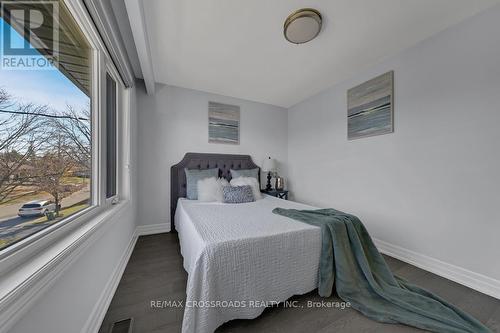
[{"x1": 175, "y1": 195, "x2": 322, "y2": 333}]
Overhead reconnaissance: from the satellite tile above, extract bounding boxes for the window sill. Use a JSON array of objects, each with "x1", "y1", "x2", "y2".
[{"x1": 0, "y1": 200, "x2": 131, "y2": 332}]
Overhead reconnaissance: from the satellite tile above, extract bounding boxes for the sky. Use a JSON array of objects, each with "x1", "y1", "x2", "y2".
[{"x1": 0, "y1": 18, "x2": 89, "y2": 112}]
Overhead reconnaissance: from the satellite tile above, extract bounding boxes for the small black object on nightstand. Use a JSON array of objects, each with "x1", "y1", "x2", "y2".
[{"x1": 261, "y1": 189, "x2": 289, "y2": 200}]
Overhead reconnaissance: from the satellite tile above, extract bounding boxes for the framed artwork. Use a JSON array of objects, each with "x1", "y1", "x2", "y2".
[
  {"x1": 208, "y1": 101, "x2": 240, "y2": 144},
  {"x1": 347, "y1": 71, "x2": 394, "y2": 140}
]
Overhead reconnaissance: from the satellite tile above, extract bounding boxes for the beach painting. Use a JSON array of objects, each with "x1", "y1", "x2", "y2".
[
  {"x1": 347, "y1": 71, "x2": 394, "y2": 140},
  {"x1": 208, "y1": 102, "x2": 240, "y2": 144}
]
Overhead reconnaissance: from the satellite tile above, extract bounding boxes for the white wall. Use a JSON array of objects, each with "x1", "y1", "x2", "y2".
[
  {"x1": 287, "y1": 6, "x2": 500, "y2": 281},
  {"x1": 8, "y1": 86, "x2": 139, "y2": 333},
  {"x1": 137, "y1": 84, "x2": 288, "y2": 228}
]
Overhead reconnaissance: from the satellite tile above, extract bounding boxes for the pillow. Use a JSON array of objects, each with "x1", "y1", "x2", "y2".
[
  {"x1": 230, "y1": 176, "x2": 262, "y2": 200},
  {"x1": 222, "y1": 185, "x2": 255, "y2": 203},
  {"x1": 230, "y1": 168, "x2": 259, "y2": 180},
  {"x1": 218, "y1": 177, "x2": 230, "y2": 187},
  {"x1": 197, "y1": 177, "x2": 229, "y2": 202},
  {"x1": 185, "y1": 168, "x2": 218, "y2": 200}
]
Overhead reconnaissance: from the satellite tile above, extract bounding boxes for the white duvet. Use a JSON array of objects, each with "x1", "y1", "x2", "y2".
[{"x1": 175, "y1": 195, "x2": 322, "y2": 333}]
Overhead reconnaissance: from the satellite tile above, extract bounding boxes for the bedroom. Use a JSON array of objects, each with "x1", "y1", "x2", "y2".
[{"x1": 0, "y1": 0, "x2": 499, "y2": 332}]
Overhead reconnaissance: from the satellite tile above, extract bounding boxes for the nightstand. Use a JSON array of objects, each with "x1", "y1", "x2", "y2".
[{"x1": 261, "y1": 189, "x2": 289, "y2": 200}]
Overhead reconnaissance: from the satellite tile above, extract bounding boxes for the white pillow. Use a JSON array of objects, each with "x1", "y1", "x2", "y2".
[
  {"x1": 197, "y1": 177, "x2": 229, "y2": 202},
  {"x1": 218, "y1": 177, "x2": 229, "y2": 188},
  {"x1": 230, "y1": 176, "x2": 262, "y2": 200}
]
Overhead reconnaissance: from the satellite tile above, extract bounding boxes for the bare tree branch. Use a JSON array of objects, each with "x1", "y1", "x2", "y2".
[
  {"x1": 0, "y1": 88, "x2": 91, "y2": 206},
  {"x1": 0, "y1": 90, "x2": 47, "y2": 202},
  {"x1": 32, "y1": 136, "x2": 84, "y2": 213},
  {"x1": 52, "y1": 103, "x2": 91, "y2": 170}
]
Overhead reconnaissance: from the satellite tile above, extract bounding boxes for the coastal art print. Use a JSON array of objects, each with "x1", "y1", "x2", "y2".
[
  {"x1": 347, "y1": 71, "x2": 394, "y2": 140},
  {"x1": 208, "y1": 101, "x2": 240, "y2": 144}
]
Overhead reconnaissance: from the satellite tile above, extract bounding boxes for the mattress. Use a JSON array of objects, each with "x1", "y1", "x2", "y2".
[{"x1": 175, "y1": 195, "x2": 322, "y2": 333}]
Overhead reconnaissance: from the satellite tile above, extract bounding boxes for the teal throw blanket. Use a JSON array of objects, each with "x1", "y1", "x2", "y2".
[{"x1": 272, "y1": 207, "x2": 491, "y2": 333}]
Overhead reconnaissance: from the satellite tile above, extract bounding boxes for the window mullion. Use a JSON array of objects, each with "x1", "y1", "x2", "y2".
[{"x1": 98, "y1": 51, "x2": 108, "y2": 207}]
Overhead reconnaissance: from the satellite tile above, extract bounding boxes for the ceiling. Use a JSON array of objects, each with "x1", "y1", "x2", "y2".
[{"x1": 132, "y1": 0, "x2": 498, "y2": 107}]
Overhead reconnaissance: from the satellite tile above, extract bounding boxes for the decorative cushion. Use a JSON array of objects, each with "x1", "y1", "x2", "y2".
[
  {"x1": 230, "y1": 168, "x2": 259, "y2": 180},
  {"x1": 197, "y1": 177, "x2": 229, "y2": 202},
  {"x1": 222, "y1": 185, "x2": 255, "y2": 203},
  {"x1": 230, "y1": 176, "x2": 262, "y2": 200},
  {"x1": 185, "y1": 168, "x2": 218, "y2": 200}
]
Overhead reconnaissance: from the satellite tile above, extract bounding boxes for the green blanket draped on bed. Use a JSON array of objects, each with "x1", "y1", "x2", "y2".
[{"x1": 272, "y1": 207, "x2": 491, "y2": 333}]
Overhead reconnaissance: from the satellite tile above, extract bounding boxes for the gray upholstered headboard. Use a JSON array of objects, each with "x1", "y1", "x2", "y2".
[{"x1": 170, "y1": 152, "x2": 260, "y2": 231}]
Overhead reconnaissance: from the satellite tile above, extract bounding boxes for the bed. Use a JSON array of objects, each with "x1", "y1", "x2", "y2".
[{"x1": 171, "y1": 153, "x2": 322, "y2": 333}]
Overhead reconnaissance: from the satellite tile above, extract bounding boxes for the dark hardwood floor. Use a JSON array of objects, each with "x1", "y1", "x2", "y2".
[{"x1": 99, "y1": 233, "x2": 500, "y2": 333}]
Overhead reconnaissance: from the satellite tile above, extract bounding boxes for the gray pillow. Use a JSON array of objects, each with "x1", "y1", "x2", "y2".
[
  {"x1": 230, "y1": 168, "x2": 259, "y2": 180},
  {"x1": 222, "y1": 185, "x2": 255, "y2": 203},
  {"x1": 184, "y1": 168, "x2": 219, "y2": 199}
]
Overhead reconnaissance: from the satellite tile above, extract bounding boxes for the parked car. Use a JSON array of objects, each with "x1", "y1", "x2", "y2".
[{"x1": 18, "y1": 200, "x2": 56, "y2": 217}]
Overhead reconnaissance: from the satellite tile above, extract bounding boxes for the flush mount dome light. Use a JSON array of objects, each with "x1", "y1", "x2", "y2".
[{"x1": 284, "y1": 8, "x2": 322, "y2": 44}]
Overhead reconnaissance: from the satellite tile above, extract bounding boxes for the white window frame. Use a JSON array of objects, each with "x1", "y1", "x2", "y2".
[{"x1": 0, "y1": 0, "x2": 130, "y2": 273}]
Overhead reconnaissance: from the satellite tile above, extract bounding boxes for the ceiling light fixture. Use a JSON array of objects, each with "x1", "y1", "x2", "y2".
[{"x1": 284, "y1": 8, "x2": 322, "y2": 44}]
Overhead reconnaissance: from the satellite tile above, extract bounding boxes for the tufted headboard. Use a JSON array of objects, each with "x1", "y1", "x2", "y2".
[{"x1": 170, "y1": 152, "x2": 260, "y2": 231}]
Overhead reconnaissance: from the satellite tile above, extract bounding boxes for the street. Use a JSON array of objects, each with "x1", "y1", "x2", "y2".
[
  {"x1": 0, "y1": 215, "x2": 36, "y2": 225},
  {"x1": 0, "y1": 187, "x2": 90, "y2": 249}
]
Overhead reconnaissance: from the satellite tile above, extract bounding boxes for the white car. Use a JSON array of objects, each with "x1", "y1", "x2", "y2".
[{"x1": 18, "y1": 200, "x2": 57, "y2": 217}]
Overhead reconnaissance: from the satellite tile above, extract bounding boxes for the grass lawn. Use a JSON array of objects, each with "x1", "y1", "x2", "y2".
[
  {"x1": 0, "y1": 188, "x2": 49, "y2": 206},
  {"x1": 33, "y1": 203, "x2": 90, "y2": 224},
  {"x1": 0, "y1": 238, "x2": 11, "y2": 249},
  {"x1": 61, "y1": 176, "x2": 90, "y2": 185}
]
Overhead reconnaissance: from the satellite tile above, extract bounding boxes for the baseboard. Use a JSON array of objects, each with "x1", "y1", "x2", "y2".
[
  {"x1": 135, "y1": 223, "x2": 170, "y2": 236},
  {"x1": 374, "y1": 238, "x2": 500, "y2": 300}
]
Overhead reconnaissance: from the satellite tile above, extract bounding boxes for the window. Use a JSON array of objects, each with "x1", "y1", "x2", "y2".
[
  {"x1": 0, "y1": 0, "x2": 124, "y2": 253},
  {"x1": 106, "y1": 73, "x2": 117, "y2": 199}
]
